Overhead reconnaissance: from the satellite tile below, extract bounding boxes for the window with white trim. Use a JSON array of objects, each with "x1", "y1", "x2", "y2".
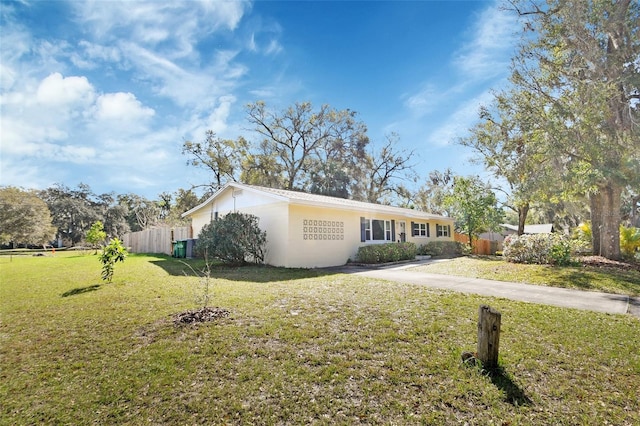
[
  {"x1": 411, "y1": 222, "x2": 429, "y2": 237},
  {"x1": 361, "y1": 218, "x2": 394, "y2": 242},
  {"x1": 436, "y1": 224, "x2": 451, "y2": 237}
]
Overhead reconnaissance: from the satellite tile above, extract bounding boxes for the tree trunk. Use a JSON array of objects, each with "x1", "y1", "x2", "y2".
[
  {"x1": 517, "y1": 203, "x2": 529, "y2": 236},
  {"x1": 590, "y1": 192, "x2": 603, "y2": 256},
  {"x1": 631, "y1": 195, "x2": 640, "y2": 227},
  {"x1": 600, "y1": 182, "x2": 622, "y2": 260}
]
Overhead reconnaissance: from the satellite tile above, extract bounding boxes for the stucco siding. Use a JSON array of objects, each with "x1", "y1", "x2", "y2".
[
  {"x1": 284, "y1": 208, "x2": 454, "y2": 268},
  {"x1": 236, "y1": 202, "x2": 289, "y2": 267},
  {"x1": 286, "y1": 205, "x2": 362, "y2": 268},
  {"x1": 184, "y1": 183, "x2": 455, "y2": 268}
]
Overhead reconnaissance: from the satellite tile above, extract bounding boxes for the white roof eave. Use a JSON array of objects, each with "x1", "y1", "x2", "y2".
[{"x1": 182, "y1": 182, "x2": 453, "y2": 222}]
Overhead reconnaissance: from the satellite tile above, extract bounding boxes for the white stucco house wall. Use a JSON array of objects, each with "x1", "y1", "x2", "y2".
[{"x1": 182, "y1": 182, "x2": 455, "y2": 268}]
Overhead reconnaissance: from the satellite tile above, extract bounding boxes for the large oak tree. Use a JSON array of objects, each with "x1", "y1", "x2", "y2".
[
  {"x1": 0, "y1": 187, "x2": 56, "y2": 247},
  {"x1": 245, "y1": 101, "x2": 369, "y2": 197},
  {"x1": 506, "y1": 0, "x2": 639, "y2": 259}
]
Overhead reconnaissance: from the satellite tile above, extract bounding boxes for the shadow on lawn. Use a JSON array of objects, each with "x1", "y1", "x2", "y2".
[
  {"x1": 544, "y1": 270, "x2": 596, "y2": 291},
  {"x1": 62, "y1": 284, "x2": 101, "y2": 297},
  {"x1": 487, "y1": 367, "x2": 533, "y2": 406},
  {"x1": 149, "y1": 257, "x2": 339, "y2": 283}
]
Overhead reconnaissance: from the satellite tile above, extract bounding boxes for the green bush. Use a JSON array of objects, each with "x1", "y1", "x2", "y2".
[
  {"x1": 196, "y1": 212, "x2": 267, "y2": 265},
  {"x1": 417, "y1": 241, "x2": 464, "y2": 257},
  {"x1": 620, "y1": 225, "x2": 640, "y2": 260},
  {"x1": 355, "y1": 242, "x2": 417, "y2": 264},
  {"x1": 503, "y1": 233, "x2": 574, "y2": 266}
]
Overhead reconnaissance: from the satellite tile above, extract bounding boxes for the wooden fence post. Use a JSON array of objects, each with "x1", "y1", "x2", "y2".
[{"x1": 477, "y1": 305, "x2": 501, "y2": 369}]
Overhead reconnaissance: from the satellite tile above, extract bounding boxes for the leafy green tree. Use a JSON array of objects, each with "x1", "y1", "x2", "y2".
[
  {"x1": 39, "y1": 183, "x2": 129, "y2": 245},
  {"x1": 39, "y1": 183, "x2": 100, "y2": 245},
  {"x1": 245, "y1": 101, "x2": 369, "y2": 195},
  {"x1": 182, "y1": 131, "x2": 249, "y2": 193},
  {"x1": 460, "y1": 90, "x2": 555, "y2": 235},
  {"x1": 196, "y1": 212, "x2": 266, "y2": 265},
  {"x1": 97, "y1": 192, "x2": 130, "y2": 238},
  {"x1": 99, "y1": 238, "x2": 127, "y2": 283},
  {"x1": 86, "y1": 221, "x2": 107, "y2": 251},
  {"x1": 412, "y1": 169, "x2": 455, "y2": 216},
  {"x1": 0, "y1": 187, "x2": 56, "y2": 247},
  {"x1": 306, "y1": 112, "x2": 369, "y2": 199},
  {"x1": 164, "y1": 188, "x2": 201, "y2": 225},
  {"x1": 240, "y1": 140, "x2": 286, "y2": 189},
  {"x1": 117, "y1": 193, "x2": 160, "y2": 231},
  {"x1": 157, "y1": 192, "x2": 172, "y2": 221},
  {"x1": 308, "y1": 160, "x2": 353, "y2": 199},
  {"x1": 623, "y1": 191, "x2": 640, "y2": 227},
  {"x1": 444, "y1": 176, "x2": 504, "y2": 249},
  {"x1": 507, "y1": 0, "x2": 640, "y2": 259}
]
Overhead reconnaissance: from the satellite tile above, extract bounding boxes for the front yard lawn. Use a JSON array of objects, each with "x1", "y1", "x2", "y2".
[
  {"x1": 1, "y1": 253, "x2": 639, "y2": 424},
  {"x1": 410, "y1": 255, "x2": 640, "y2": 296}
]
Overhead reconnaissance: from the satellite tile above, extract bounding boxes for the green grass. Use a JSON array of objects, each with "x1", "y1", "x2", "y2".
[
  {"x1": 410, "y1": 256, "x2": 640, "y2": 296},
  {"x1": 1, "y1": 253, "x2": 639, "y2": 425}
]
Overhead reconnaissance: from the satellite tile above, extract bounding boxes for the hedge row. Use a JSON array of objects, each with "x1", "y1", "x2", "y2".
[
  {"x1": 355, "y1": 242, "x2": 417, "y2": 264},
  {"x1": 417, "y1": 241, "x2": 464, "y2": 256}
]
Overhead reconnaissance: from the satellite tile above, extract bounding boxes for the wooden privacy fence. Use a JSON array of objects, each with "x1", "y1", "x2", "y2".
[
  {"x1": 123, "y1": 226, "x2": 190, "y2": 255},
  {"x1": 454, "y1": 232, "x2": 502, "y2": 255}
]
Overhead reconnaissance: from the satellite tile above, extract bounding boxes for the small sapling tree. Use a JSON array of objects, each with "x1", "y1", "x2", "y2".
[
  {"x1": 174, "y1": 251, "x2": 230, "y2": 325},
  {"x1": 86, "y1": 221, "x2": 107, "y2": 253},
  {"x1": 180, "y1": 251, "x2": 214, "y2": 309},
  {"x1": 99, "y1": 238, "x2": 127, "y2": 283}
]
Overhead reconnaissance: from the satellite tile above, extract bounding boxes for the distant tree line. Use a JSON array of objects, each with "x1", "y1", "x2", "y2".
[{"x1": 0, "y1": 184, "x2": 202, "y2": 248}]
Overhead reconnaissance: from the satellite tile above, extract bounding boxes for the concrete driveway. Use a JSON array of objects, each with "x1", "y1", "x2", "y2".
[{"x1": 329, "y1": 260, "x2": 635, "y2": 317}]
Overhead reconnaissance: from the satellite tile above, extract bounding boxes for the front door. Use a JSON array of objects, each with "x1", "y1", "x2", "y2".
[{"x1": 398, "y1": 221, "x2": 406, "y2": 242}]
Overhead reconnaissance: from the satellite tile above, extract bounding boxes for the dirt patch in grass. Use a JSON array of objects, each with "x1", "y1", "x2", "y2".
[{"x1": 173, "y1": 306, "x2": 231, "y2": 325}]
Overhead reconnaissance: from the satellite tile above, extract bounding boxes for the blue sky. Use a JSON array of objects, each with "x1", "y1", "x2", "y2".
[{"x1": 0, "y1": 0, "x2": 521, "y2": 200}]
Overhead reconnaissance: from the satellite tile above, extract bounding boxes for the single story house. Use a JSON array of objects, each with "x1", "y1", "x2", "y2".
[
  {"x1": 182, "y1": 182, "x2": 455, "y2": 268},
  {"x1": 479, "y1": 223, "x2": 554, "y2": 242}
]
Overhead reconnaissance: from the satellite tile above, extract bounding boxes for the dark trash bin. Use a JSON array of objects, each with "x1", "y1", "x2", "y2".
[{"x1": 173, "y1": 240, "x2": 187, "y2": 258}]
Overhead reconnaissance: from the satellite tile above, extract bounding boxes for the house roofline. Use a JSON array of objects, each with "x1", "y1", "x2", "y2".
[{"x1": 182, "y1": 182, "x2": 453, "y2": 221}]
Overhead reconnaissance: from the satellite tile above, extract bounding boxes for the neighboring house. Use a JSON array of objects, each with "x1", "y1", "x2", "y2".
[
  {"x1": 502, "y1": 223, "x2": 554, "y2": 235},
  {"x1": 182, "y1": 182, "x2": 455, "y2": 268},
  {"x1": 479, "y1": 223, "x2": 554, "y2": 242}
]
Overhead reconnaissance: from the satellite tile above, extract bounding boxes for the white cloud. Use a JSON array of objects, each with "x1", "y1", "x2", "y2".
[
  {"x1": 426, "y1": 90, "x2": 494, "y2": 146},
  {"x1": 264, "y1": 40, "x2": 283, "y2": 56},
  {"x1": 205, "y1": 94, "x2": 235, "y2": 133},
  {"x1": 452, "y1": 4, "x2": 519, "y2": 81},
  {"x1": 36, "y1": 72, "x2": 95, "y2": 107},
  {"x1": 72, "y1": 0, "x2": 250, "y2": 58},
  {"x1": 116, "y1": 42, "x2": 246, "y2": 111},
  {"x1": 0, "y1": 72, "x2": 158, "y2": 174},
  {"x1": 70, "y1": 41, "x2": 123, "y2": 69},
  {"x1": 94, "y1": 92, "x2": 155, "y2": 123},
  {"x1": 396, "y1": 2, "x2": 518, "y2": 152},
  {"x1": 403, "y1": 83, "x2": 467, "y2": 117}
]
